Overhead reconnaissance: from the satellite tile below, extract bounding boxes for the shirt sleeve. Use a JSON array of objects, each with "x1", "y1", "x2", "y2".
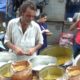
[{"x1": 4, "y1": 20, "x2": 12, "y2": 44}]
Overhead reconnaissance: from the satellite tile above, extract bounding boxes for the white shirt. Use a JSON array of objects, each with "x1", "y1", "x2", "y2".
[{"x1": 4, "y1": 17, "x2": 43, "y2": 60}]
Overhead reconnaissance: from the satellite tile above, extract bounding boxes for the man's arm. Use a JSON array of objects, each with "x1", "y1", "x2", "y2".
[
  {"x1": 26, "y1": 43, "x2": 42, "y2": 55},
  {"x1": 4, "y1": 19, "x2": 26, "y2": 55},
  {"x1": 69, "y1": 21, "x2": 77, "y2": 31},
  {"x1": 5, "y1": 42, "x2": 26, "y2": 55}
]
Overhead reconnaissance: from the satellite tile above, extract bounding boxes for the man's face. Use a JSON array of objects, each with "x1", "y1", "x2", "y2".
[{"x1": 22, "y1": 7, "x2": 36, "y2": 23}]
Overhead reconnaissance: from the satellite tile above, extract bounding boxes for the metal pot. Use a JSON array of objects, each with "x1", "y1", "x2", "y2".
[
  {"x1": 0, "y1": 60, "x2": 32, "y2": 80},
  {"x1": 39, "y1": 65, "x2": 65, "y2": 80},
  {"x1": 29, "y1": 55, "x2": 57, "y2": 71},
  {"x1": 0, "y1": 63, "x2": 12, "y2": 80},
  {"x1": 40, "y1": 45, "x2": 73, "y2": 65},
  {"x1": 73, "y1": 54, "x2": 80, "y2": 66},
  {"x1": 0, "y1": 51, "x2": 17, "y2": 62},
  {"x1": 11, "y1": 60, "x2": 32, "y2": 80}
]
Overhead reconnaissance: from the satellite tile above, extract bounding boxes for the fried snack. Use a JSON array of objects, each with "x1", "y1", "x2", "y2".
[
  {"x1": 11, "y1": 61, "x2": 29, "y2": 72},
  {"x1": 66, "y1": 66, "x2": 80, "y2": 77},
  {"x1": 68, "y1": 75, "x2": 80, "y2": 80}
]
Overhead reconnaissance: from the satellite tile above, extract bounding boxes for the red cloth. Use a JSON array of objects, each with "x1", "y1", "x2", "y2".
[
  {"x1": 75, "y1": 20, "x2": 80, "y2": 44},
  {"x1": 77, "y1": 20, "x2": 80, "y2": 29}
]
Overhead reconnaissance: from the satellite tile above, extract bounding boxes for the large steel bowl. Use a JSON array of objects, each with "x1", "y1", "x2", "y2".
[
  {"x1": 29, "y1": 55, "x2": 57, "y2": 71},
  {"x1": 0, "y1": 63, "x2": 12, "y2": 80},
  {"x1": 0, "y1": 60, "x2": 32, "y2": 80},
  {"x1": 73, "y1": 54, "x2": 80, "y2": 66},
  {"x1": 0, "y1": 52, "x2": 17, "y2": 62},
  {"x1": 39, "y1": 65, "x2": 65, "y2": 80},
  {"x1": 40, "y1": 45, "x2": 73, "y2": 65}
]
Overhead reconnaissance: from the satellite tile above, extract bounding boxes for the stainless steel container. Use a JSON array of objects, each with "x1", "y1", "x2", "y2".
[
  {"x1": 29, "y1": 55, "x2": 57, "y2": 71},
  {"x1": 39, "y1": 65, "x2": 65, "y2": 80},
  {"x1": 40, "y1": 45, "x2": 73, "y2": 65},
  {"x1": 0, "y1": 63, "x2": 12, "y2": 80},
  {"x1": 0, "y1": 60, "x2": 32, "y2": 80}
]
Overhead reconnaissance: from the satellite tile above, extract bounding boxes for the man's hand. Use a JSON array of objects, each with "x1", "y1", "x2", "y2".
[
  {"x1": 14, "y1": 46, "x2": 25, "y2": 55},
  {"x1": 25, "y1": 48, "x2": 36, "y2": 56},
  {"x1": 42, "y1": 29, "x2": 49, "y2": 33}
]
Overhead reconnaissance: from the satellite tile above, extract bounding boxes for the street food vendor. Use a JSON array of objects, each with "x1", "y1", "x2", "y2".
[{"x1": 4, "y1": 0, "x2": 43, "y2": 60}]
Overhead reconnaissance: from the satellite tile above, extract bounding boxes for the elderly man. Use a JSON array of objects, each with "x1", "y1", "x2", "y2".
[{"x1": 4, "y1": 0, "x2": 43, "y2": 61}]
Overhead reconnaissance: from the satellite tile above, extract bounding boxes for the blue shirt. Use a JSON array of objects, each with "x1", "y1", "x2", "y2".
[{"x1": 39, "y1": 23, "x2": 48, "y2": 49}]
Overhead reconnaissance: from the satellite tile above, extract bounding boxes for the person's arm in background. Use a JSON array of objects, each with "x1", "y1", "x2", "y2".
[
  {"x1": 69, "y1": 21, "x2": 77, "y2": 31},
  {"x1": 42, "y1": 29, "x2": 53, "y2": 36},
  {"x1": 69, "y1": 12, "x2": 80, "y2": 31},
  {"x1": 42, "y1": 23, "x2": 52, "y2": 36},
  {"x1": 45, "y1": 29, "x2": 53, "y2": 36}
]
